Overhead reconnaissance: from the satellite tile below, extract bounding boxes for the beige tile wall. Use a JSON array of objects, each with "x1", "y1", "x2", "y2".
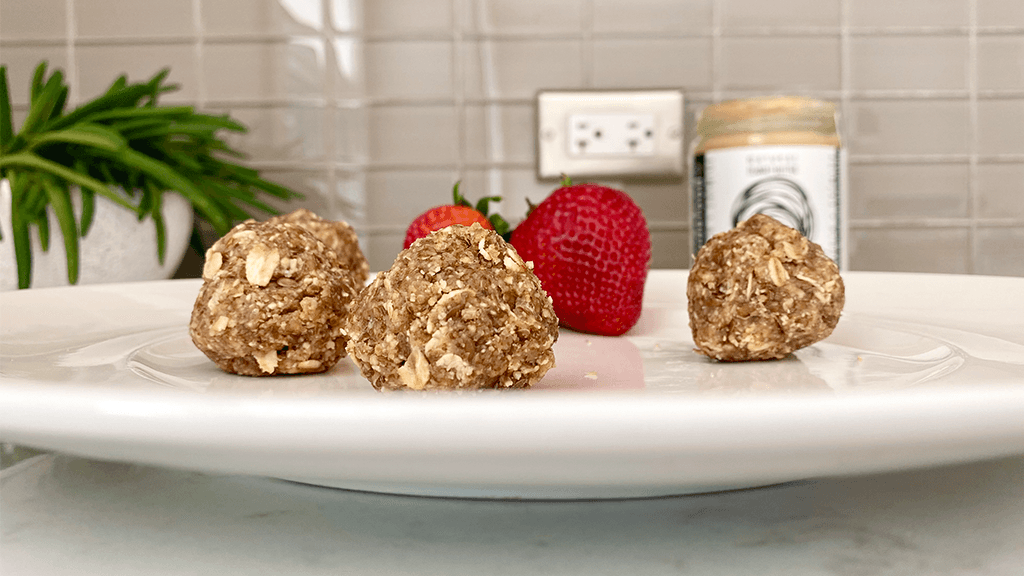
[{"x1": 1, "y1": 0, "x2": 1022, "y2": 275}]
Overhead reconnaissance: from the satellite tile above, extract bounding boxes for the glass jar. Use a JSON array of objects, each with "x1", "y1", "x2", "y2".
[{"x1": 690, "y1": 96, "x2": 846, "y2": 267}]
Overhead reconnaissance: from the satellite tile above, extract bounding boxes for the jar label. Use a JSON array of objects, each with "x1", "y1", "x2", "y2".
[{"x1": 692, "y1": 145, "x2": 844, "y2": 265}]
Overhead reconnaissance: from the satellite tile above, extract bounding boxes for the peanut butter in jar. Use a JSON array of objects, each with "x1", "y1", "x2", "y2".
[{"x1": 690, "y1": 96, "x2": 847, "y2": 267}]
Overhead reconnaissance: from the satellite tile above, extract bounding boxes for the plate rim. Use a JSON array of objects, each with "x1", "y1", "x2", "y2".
[{"x1": 2, "y1": 270, "x2": 1024, "y2": 497}]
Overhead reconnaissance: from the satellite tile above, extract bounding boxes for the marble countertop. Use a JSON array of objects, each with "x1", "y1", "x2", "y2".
[{"x1": 2, "y1": 453, "x2": 1022, "y2": 575}]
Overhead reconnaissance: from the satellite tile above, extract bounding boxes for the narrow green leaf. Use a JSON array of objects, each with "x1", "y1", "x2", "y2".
[
  {"x1": 50, "y1": 86, "x2": 69, "y2": 120},
  {"x1": 145, "y1": 180, "x2": 167, "y2": 265},
  {"x1": 204, "y1": 188, "x2": 252, "y2": 220},
  {"x1": 47, "y1": 83, "x2": 155, "y2": 131},
  {"x1": 184, "y1": 113, "x2": 247, "y2": 133},
  {"x1": 210, "y1": 180, "x2": 257, "y2": 201},
  {"x1": 127, "y1": 169, "x2": 141, "y2": 194},
  {"x1": 199, "y1": 189, "x2": 251, "y2": 230},
  {"x1": 124, "y1": 123, "x2": 221, "y2": 142},
  {"x1": 35, "y1": 208, "x2": 51, "y2": 252},
  {"x1": 17, "y1": 70, "x2": 66, "y2": 137},
  {"x1": 147, "y1": 68, "x2": 171, "y2": 92},
  {"x1": 108, "y1": 147, "x2": 228, "y2": 231},
  {"x1": 107, "y1": 74, "x2": 128, "y2": 95},
  {"x1": 95, "y1": 162, "x2": 117, "y2": 187},
  {"x1": 253, "y1": 177, "x2": 301, "y2": 200},
  {"x1": 204, "y1": 141, "x2": 247, "y2": 159},
  {"x1": 22, "y1": 178, "x2": 49, "y2": 216},
  {"x1": 80, "y1": 188, "x2": 96, "y2": 237},
  {"x1": 0, "y1": 152, "x2": 136, "y2": 213},
  {"x1": 228, "y1": 170, "x2": 300, "y2": 200},
  {"x1": 0, "y1": 66, "x2": 14, "y2": 149},
  {"x1": 26, "y1": 123, "x2": 128, "y2": 153},
  {"x1": 154, "y1": 207, "x2": 167, "y2": 264},
  {"x1": 30, "y1": 62, "x2": 48, "y2": 103},
  {"x1": 143, "y1": 69, "x2": 177, "y2": 107},
  {"x1": 12, "y1": 210, "x2": 33, "y2": 288},
  {"x1": 89, "y1": 105, "x2": 193, "y2": 123},
  {"x1": 137, "y1": 179, "x2": 154, "y2": 220},
  {"x1": 212, "y1": 160, "x2": 261, "y2": 180},
  {"x1": 110, "y1": 118, "x2": 173, "y2": 138},
  {"x1": 163, "y1": 149, "x2": 204, "y2": 174},
  {"x1": 8, "y1": 170, "x2": 26, "y2": 202},
  {"x1": 9, "y1": 176, "x2": 34, "y2": 288},
  {"x1": 40, "y1": 176, "x2": 79, "y2": 284},
  {"x1": 206, "y1": 181, "x2": 276, "y2": 215},
  {"x1": 233, "y1": 195, "x2": 277, "y2": 215}
]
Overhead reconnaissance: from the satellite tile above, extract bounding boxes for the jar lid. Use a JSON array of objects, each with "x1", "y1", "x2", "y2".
[{"x1": 696, "y1": 96, "x2": 838, "y2": 139}]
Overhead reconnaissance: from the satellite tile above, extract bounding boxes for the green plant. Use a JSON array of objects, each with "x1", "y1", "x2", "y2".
[{"x1": 0, "y1": 62, "x2": 300, "y2": 289}]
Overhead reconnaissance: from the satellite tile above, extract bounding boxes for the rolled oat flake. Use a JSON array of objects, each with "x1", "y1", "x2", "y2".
[{"x1": 691, "y1": 96, "x2": 847, "y2": 267}]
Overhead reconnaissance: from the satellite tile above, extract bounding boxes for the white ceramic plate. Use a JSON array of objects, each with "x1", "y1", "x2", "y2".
[{"x1": 2, "y1": 271, "x2": 1023, "y2": 499}]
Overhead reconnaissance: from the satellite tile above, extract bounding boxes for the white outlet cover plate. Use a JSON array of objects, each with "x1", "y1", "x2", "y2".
[{"x1": 537, "y1": 90, "x2": 685, "y2": 179}]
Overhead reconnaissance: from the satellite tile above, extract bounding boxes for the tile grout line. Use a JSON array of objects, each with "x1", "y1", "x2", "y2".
[
  {"x1": 967, "y1": 0, "x2": 980, "y2": 274},
  {"x1": 839, "y1": 0, "x2": 852, "y2": 270},
  {"x1": 452, "y1": 0, "x2": 465, "y2": 182},
  {"x1": 468, "y1": 0, "x2": 508, "y2": 200},
  {"x1": 352, "y1": 217, "x2": 1024, "y2": 237},
  {"x1": 580, "y1": 0, "x2": 594, "y2": 88},
  {"x1": 228, "y1": 153, "x2": 1024, "y2": 174},
  {"x1": 322, "y1": 0, "x2": 338, "y2": 221},
  {"x1": 64, "y1": 0, "x2": 78, "y2": 105},
  {"x1": 13, "y1": 91, "x2": 1021, "y2": 110},
  {"x1": 6, "y1": 25, "x2": 1024, "y2": 48},
  {"x1": 710, "y1": 0, "x2": 722, "y2": 103},
  {"x1": 191, "y1": 0, "x2": 206, "y2": 106}
]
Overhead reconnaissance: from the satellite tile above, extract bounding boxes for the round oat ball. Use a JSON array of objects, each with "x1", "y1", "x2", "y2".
[
  {"x1": 687, "y1": 214, "x2": 844, "y2": 362},
  {"x1": 266, "y1": 208, "x2": 370, "y2": 285},
  {"x1": 190, "y1": 220, "x2": 360, "y2": 376},
  {"x1": 346, "y1": 223, "x2": 559, "y2": 391}
]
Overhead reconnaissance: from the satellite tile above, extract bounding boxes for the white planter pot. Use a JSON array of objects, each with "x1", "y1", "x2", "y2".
[{"x1": 0, "y1": 178, "x2": 194, "y2": 291}]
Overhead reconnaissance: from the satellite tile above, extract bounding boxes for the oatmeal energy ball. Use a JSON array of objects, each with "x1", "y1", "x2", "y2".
[
  {"x1": 346, "y1": 223, "x2": 559, "y2": 391},
  {"x1": 190, "y1": 220, "x2": 361, "y2": 376},
  {"x1": 267, "y1": 208, "x2": 370, "y2": 285},
  {"x1": 688, "y1": 214, "x2": 844, "y2": 361}
]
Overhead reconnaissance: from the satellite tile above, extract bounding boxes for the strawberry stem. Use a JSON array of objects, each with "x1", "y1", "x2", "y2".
[
  {"x1": 450, "y1": 180, "x2": 511, "y2": 239},
  {"x1": 452, "y1": 180, "x2": 469, "y2": 207}
]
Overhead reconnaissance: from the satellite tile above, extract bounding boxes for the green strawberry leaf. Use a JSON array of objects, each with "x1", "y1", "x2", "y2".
[
  {"x1": 474, "y1": 195, "x2": 501, "y2": 215},
  {"x1": 450, "y1": 180, "x2": 507, "y2": 234},
  {"x1": 489, "y1": 213, "x2": 511, "y2": 240},
  {"x1": 451, "y1": 181, "x2": 468, "y2": 207}
]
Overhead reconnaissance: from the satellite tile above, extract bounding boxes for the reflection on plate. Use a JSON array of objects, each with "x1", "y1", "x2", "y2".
[{"x1": 1, "y1": 271, "x2": 1023, "y2": 499}]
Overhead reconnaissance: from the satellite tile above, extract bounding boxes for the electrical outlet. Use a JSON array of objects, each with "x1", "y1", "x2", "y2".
[
  {"x1": 537, "y1": 90, "x2": 684, "y2": 179},
  {"x1": 568, "y1": 113, "x2": 656, "y2": 156}
]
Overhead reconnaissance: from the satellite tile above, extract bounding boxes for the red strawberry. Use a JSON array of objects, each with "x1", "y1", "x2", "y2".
[
  {"x1": 510, "y1": 178, "x2": 650, "y2": 336},
  {"x1": 404, "y1": 182, "x2": 510, "y2": 249}
]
